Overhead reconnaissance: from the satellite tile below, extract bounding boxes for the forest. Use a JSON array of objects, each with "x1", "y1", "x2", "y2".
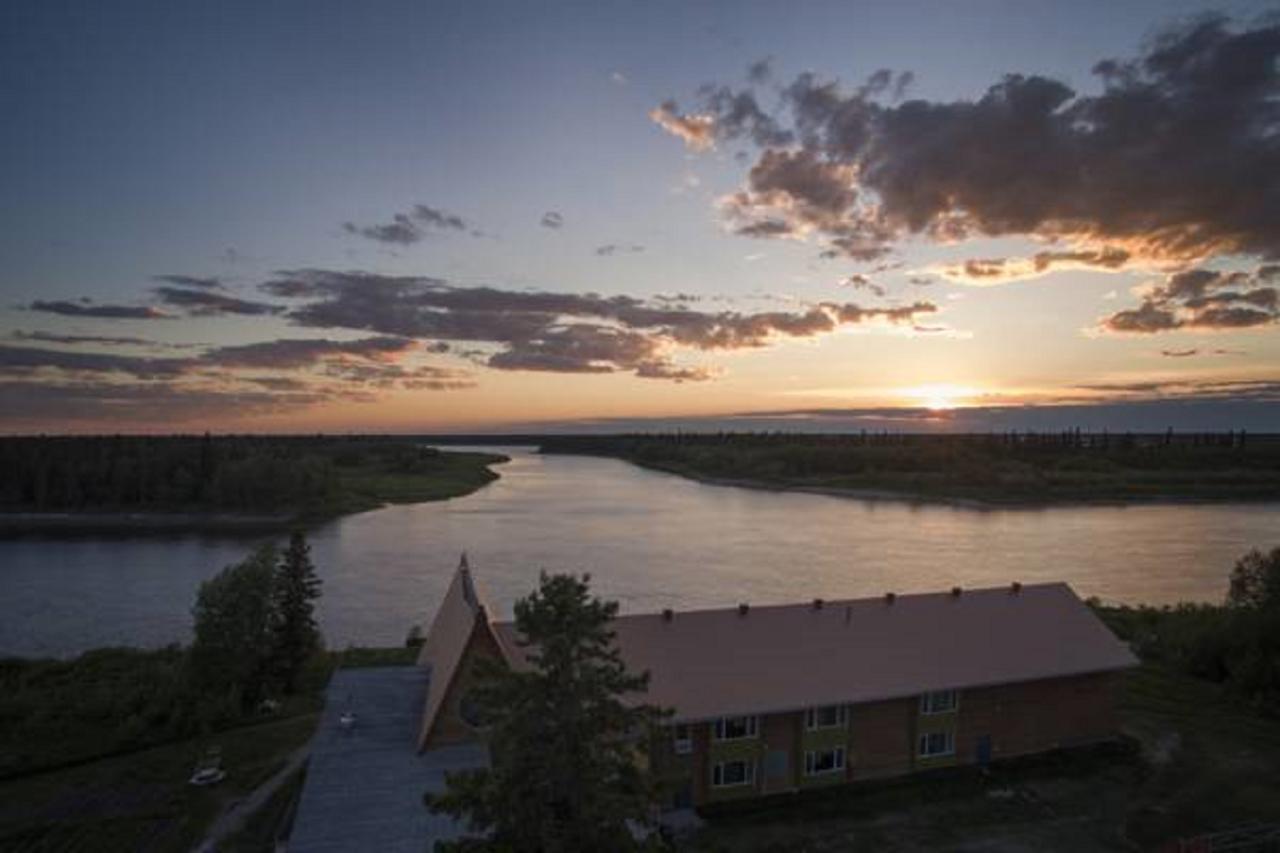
[
  {"x1": 0, "y1": 435, "x2": 504, "y2": 520},
  {"x1": 540, "y1": 431, "x2": 1280, "y2": 504}
]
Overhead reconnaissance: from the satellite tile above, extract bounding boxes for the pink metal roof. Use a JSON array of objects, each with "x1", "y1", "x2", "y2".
[{"x1": 493, "y1": 582, "x2": 1137, "y2": 722}]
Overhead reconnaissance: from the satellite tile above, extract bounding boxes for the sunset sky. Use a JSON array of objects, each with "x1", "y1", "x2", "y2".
[{"x1": 2, "y1": 0, "x2": 1278, "y2": 432}]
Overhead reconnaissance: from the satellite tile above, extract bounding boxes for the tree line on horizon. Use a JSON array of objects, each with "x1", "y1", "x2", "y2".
[{"x1": 0, "y1": 434, "x2": 445, "y2": 512}]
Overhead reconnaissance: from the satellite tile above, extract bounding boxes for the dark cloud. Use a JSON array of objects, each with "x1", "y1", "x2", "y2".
[
  {"x1": 152, "y1": 286, "x2": 284, "y2": 317},
  {"x1": 595, "y1": 243, "x2": 645, "y2": 256},
  {"x1": 540, "y1": 211, "x2": 564, "y2": 229},
  {"x1": 203, "y1": 336, "x2": 417, "y2": 369},
  {"x1": 29, "y1": 300, "x2": 167, "y2": 320},
  {"x1": 1101, "y1": 266, "x2": 1279, "y2": 334},
  {"x1": 342, "y1": 204, "x2": 470, "y2": 245},
  {"x1": 152, "y1": 274, "x2": 223, "y2": 289},
  {"x1": 10, "y1": 330, "x2": 195, "y2": 349},
  {"x1": 0, "y1": 344, "x2": 189, "y2": 379},
  {"x1": 841, "y1": 274, "x2": 885, "y2": 297},
  {"x1": 655, "y1": 17, "x2": 1280, "y2": 266},
  {"x1": 0, "y1": 380, "x2": 368, "y2": 425},
  {"x1": 257, "y1": 269, "x2": 939, "y2": 378},
  {"x1": 0, "y1": 333, "x2": 470, "y2": 394}
]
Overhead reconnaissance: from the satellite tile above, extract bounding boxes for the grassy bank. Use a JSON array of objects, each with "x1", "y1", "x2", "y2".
[
  {"x1": 541, "y1": 433, "x2": 1280, "y2": 505},
  {"x1": 0, "y1": 645, "x2": 417, "y2": 853}
]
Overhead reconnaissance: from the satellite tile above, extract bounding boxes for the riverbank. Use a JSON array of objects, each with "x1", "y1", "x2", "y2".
[
  {"x1": 0, "y1": 448, "x2": 507, "y2": 536},
  {"x1": 539, "y1": 433, "x2": 1280, "y2": 507},
  {"x1": 618, "y1": 457, "x2": 1280, "y2": 509}
]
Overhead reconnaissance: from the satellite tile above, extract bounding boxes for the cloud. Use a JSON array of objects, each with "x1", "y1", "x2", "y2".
[
  {"x1": 28, "y1": 300, "x2": 167, "y2": 320},
  {"x1": 152, "y1": 274, "x2": 223, "y2": 289},
  {"x1": 1100, "y1": 266, "x2": 1279, "y2": 334},
  {"x1": 933, "y1": 247, "x2": 1134, "y2": 285},
  {"x1": 342, "y1": 204, "x2": 470, "y2": 245},
  {"x1": 0, "y1": 333, "x2": 472, "y2": 393},
  {"x1": 654, "y1": 17, "x2": 1280, "y2": 266},
  {"x1": 841, "y1": 274, "x2": 885, "y2": 297},
  {"x1": 152, "y1": 286, "x2": 284, "y2": 317},
  {"x1": 648, "y1": 101, "x2": 716, "y2": 151},
  {"x1": 0, "y1": 380, "x2": 348, "y2": 425},
  {"x1": 258, "y1": 269, "x2": 939, "y2": 377},
  {"x1": 0, "y1": 344, "x2": 190, "y2": 379},
  {"x1": 203, "y1": 335, "x2": 418, "y2": 369},
  {"x1": 540, "y1": 211, "x2": 564, "y2": 229},
  {"x1": 10, "y1": 330, "x2": 196, "y2": 349},
  {"x1": 595, "y1": 243, "x2": 645, "y2": 256}
]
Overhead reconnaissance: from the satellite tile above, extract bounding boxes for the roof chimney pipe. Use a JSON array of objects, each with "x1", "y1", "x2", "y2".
[
  {"x1": 738, "y1": 603, "x2": 750, "y2": 616},
  {"x1": 951, "y1": 586, "x2": 963, "y2": 598},
  {"x1": 1010, "y1": 581, "x2": 1023, "y2": 594},
  {"x1": 884, "y1": 592, "x2": 896, "y2": 605},
  {"x1": 812, "y1": 598, "x2": 824, "y2": 610},
  {"x1": 662, "y1": 608, "x2": 674, "y2": 622}
]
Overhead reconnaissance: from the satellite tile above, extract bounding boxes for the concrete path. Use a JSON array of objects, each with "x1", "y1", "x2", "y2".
[
  {"x1": 287, "y1": 667, "x2": 487, "y2": 853},
  {"x1": 195, "y1": 743, "x2": 310, "y2": 853}
]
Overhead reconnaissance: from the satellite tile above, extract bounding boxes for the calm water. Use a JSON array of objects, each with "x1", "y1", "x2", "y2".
[{"x1": 2, "y1": 447, "x2": 1277, "y2": 658}]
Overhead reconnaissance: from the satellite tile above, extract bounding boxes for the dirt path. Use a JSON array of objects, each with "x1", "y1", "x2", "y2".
[{"x1": 194, "y1": 744, "x2": 309, "y2": 852}]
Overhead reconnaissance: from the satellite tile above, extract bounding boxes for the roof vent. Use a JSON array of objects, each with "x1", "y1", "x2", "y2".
[
  {"x1": 662, "y1": 608, "x2": 674, "y2": 622},
  {"x1": 812, "y1": 598, "x2": 824, "y2": 610},
  {"x1": 738, "y1": 603, "x2": 750, "y2": 616},
  {"x1": 884, "y1": 592, "x2": 896, "y2": 604},
  {"x1": 1010, "y1": 581, "x2": 1022, "y2": 594},
  {"x1": 951, "y1": 586, "x2": 963, "y2": 598},
  {"x1": 844, "y1": 605, "x2": 852, "y2": 624}
]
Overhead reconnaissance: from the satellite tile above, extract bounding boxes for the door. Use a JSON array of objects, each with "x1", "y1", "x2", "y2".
[{"x1": 976, "y1": 735, "x2": 992, "y2": 766}]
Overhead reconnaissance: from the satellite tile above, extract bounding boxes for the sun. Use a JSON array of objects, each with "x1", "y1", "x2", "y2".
[{"x1": 902, "y1": 383, "x2": 976, "y2": 411}]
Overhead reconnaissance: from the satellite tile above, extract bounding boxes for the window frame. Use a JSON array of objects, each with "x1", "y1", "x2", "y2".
[
  {"x1": 919, "y1": 689, "x2": 959, "y2": 715},
  {"x1": 713, "y1": 715, "x2": 759, "y2": 741},
  {"x1": 804, "y1": 704, "x2": 848, "y2": 731},
  {"x1": 803, "y1": 746, "x2": 846, "y2": 776},
  {"x1": 673, "y1": 723, "x2": 692, "y2": 755},
  {"x1": 917, "y1": 729, "x2": 956, "y2": 758},
  {"x1": 711, "y1": 758, "x2": 757, "y2": 788}
]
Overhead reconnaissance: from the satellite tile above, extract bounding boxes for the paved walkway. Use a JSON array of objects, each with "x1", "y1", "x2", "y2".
[
  {"x1": 288, "y1": 666, "x2": 487, "y2": 853},
  {"x1": 194, "y1": 743, "x2": 310, "y2": 853}
]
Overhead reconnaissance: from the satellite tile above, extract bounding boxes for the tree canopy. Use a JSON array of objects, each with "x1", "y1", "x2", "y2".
[{"x1": 429, "y1": 572, "x2": 666, "y2": 852}]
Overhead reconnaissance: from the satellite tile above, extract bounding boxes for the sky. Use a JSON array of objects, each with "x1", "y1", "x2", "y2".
[{"x1": 2, "y1": 0, "x2": 1278, "y2": 433}]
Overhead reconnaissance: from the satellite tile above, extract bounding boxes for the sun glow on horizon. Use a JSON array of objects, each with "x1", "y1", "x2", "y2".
[{"x1": 901, "y1": 383, "x2": 980, "y2": 411}]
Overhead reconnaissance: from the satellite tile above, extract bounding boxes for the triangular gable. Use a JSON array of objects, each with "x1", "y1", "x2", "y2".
[{"x1": 416, "y1": 556, "x2": 507, "y2": 750}]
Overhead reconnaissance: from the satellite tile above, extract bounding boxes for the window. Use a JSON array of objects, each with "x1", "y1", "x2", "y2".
[
  {"x1": 711, "y1": 758, "x2": 756, "y2": 788},
  {"x1": 804, "y1": 747, "x2": 845, "y2": 776},
  {"x1": 805, "y1": 704, "x2": 847, "y2": 730},
  {"x1": 713, "y1": 715, "x2": 758, "y2": 741},
  {"x1": 919, "y1": 690, "x2": 959, "y2": 715},
  {"x1": 673, "y1": 723, "x2": 692, "y2": 755},
  {"x1": 918, "y1": 729, "x2": 955, "y2": 758}
]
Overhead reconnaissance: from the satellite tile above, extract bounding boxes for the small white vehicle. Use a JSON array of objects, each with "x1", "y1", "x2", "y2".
[{"x1": 189, "y1": 766, "x2": 226, "y2": 786}]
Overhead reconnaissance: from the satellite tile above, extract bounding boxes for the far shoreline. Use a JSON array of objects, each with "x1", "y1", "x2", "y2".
[
  {"x1": 0, "y1": 448, "x2": 509, "y2": 537},
  {"x1": 586, "y1": 455, "x2": 1280, "y2": 511}
]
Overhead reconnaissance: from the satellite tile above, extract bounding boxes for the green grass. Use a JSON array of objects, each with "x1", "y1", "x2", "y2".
[
  {"x1": 0, "y1": 645, "x2": 417, "y2": 852},
  {"x1": 685, "y1": 664, "x2": 1280, "y2": 852},
  {"x1": 318, "y1": 450, "x2": 506, "y2": 518},
  {"x1": 219, "y1": 767, "x2": 307, "y2": 853},
  {"x1": 0, "y1": 712, "x2": 317, "y2": 853}
]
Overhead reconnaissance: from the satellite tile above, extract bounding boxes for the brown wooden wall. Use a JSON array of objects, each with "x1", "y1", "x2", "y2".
[{"x1": 653, "y1": 670, "x2": 1124, "y2": 808}]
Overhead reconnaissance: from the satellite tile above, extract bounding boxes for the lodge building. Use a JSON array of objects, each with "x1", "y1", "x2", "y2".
[{"x1": 416, "y1": 559, "x2": 1137, "y2": 809}]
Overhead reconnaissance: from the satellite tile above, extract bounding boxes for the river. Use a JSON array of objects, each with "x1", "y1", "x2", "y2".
[{"x1": 2, "y1": 447, "x2": 1276, "y2": 657}]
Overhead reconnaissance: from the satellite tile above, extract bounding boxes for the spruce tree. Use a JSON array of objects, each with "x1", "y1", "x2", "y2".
[
  {"x1": 429, "y1": 572, "x2": 666, "y2": 851},
  {"x1": 270, "y1": 531, "x2": 323, "y2": 692}
]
